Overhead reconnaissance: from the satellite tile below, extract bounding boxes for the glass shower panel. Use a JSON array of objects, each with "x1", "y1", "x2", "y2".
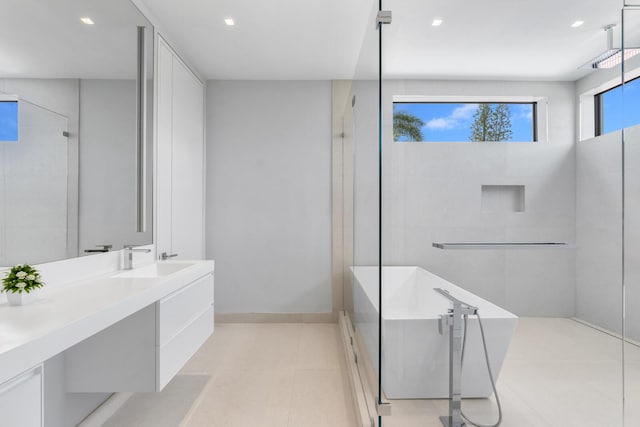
[
  {"x1": 340, "y1": 1, "x2": 384, "y2": 425},
  {"x1": 0, "y1": 100, "x2": 69, "y2": 266},
  {"x1": 379, "y1": 1, "x2": 625, "y2": 426},
  {"x1": 623, "y1": 7, "x2": 640, "y2": 425}
]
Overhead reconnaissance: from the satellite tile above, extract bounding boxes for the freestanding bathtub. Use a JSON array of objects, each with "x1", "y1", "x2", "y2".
[{"x1": 352, "y1": 266, "x2": 517, "y2": 399}]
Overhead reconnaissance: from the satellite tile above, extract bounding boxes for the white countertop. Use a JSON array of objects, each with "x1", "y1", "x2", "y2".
[{"x1": 0, "y1": 259, "x2": 214, "y2": 385}]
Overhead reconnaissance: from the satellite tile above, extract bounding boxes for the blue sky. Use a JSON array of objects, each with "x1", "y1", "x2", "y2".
[
  {"x1": 0, "y1": 101, "x2": 18, "y2": 141},
  {"x1": 601, "y1": 78, "x2": 640, "y2": 134},
  {"x1": 393, "y1": 102, "x2": 534, "y2": 142}
]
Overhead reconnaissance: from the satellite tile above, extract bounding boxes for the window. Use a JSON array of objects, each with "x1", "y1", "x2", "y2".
[
  {"x1": 595, "y1": 76, "x2": 640, "y2": 136},
  {"x1": 0, "y1": 99, "x2": 18, "y2": 142},
  {"x1": 393, "y1": 102, "x2": 537, "y2": 143}
]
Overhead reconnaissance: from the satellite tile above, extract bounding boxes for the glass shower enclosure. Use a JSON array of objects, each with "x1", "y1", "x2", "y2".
[{"x1": 340, "y1": 1, "x2": 640, "y2": 426}]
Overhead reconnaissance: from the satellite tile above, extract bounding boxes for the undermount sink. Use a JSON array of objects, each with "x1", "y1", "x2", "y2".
[{"x1": 111, "y1": 262, "x2": 194, "y2": 279}]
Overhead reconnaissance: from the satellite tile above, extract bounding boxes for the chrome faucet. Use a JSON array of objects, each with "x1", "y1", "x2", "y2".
[
  {"x1": 84, "y1": 244, "x2": 113, "y2": 253},
  {"x1": 123, "y1": 245, "x2": 151, "y2": 270}
]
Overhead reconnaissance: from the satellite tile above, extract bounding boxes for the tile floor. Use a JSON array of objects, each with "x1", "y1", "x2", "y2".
[
  {"x1": 102, "y1": 323, "x2": 357, "y2": 427},
  {"x1": 383, "y1": 318, "x2": 640, "y2": 427},
  {"x1": 102, "y1": 318, "x2": 640, "y2": 427}
]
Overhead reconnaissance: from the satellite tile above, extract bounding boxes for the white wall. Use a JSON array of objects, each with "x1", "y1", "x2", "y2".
[
  {"x1": 79, "y1": 80, "x2": 153, "y2": 254},
  {"x1": 574, "y1": 127, "x2": 640, "y2": 340},
  {"x1": 622, "y1": 125, "x2": 640, "y2": 340},
  {"x1": 206, "y1": 80, "x2": 332, "y2": 314},
  {"x1": 353, "y1": 79, "x2": 577, "y2": 316},
  {"x1": 574, "y1": 63, "x2": 640, "y2": 338},
  {"x1": 575, "y1": 131, "x2": 623, "y2": 334}
]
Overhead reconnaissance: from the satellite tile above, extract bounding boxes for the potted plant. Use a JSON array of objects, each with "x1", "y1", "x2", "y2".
[{"x1": 2, "y1": 264, "x2": 44, "y2": 306}]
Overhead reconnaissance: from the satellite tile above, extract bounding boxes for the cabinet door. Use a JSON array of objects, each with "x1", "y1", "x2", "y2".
[
  {"x1": 170, "y1": 55, "x2": 205, "y2": 260},
  {"x1": 158, "y1": 306, "x2": 214, "y2": 390},
  {"x1": 155, "y1": 37, "x2": 205, "y2": 260},
  {"x1": 0, "y1": 366, "x2": 43, "y2": 427}
]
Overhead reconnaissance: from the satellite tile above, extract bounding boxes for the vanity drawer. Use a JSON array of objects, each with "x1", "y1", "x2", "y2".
[
  {"x1": 0, "y1": 365, "x2": 43, "y2": 427},
  {"x1": 158, "y1": 274, "x2": 213, "y2": 345},
  {"x1": 158, "y1": 305, "x2": 213, "y2": 390}
]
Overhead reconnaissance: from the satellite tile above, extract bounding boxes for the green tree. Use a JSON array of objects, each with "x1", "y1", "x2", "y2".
[
  {"x1": 469, "y1": 104, "x2": 492, "y2": 141},
  {"x1": 393, "y1": 111, "x2": 424, "y2": 141},
  {"x1": 469, "y1": 103, "x2": 513, "y2": 142},
  {"x1": 489, "y1": 103, "x2": 513, "y2": 141}
]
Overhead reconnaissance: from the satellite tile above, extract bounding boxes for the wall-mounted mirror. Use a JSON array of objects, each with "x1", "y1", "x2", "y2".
[{"x1": 0, "y1": 0, "x2": 153, "y2": 266}]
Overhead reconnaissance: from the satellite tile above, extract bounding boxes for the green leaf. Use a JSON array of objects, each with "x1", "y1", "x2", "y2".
[{"x1": 393, "y1": 111, "x2": 425, "y2": 141}]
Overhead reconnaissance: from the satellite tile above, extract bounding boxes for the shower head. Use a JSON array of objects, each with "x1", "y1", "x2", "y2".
[{"x1": 580, "y1": 24, "x2": 640, "y2": 69}]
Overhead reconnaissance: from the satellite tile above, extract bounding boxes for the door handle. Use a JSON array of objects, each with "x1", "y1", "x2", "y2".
[{"x1": 160, "y1": 252, "x2": 178, "y2": 260}]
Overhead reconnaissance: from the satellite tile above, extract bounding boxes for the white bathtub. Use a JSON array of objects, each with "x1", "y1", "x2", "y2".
[{"x1": 352, "y1": 266, "x2": 517, "y2": 399}]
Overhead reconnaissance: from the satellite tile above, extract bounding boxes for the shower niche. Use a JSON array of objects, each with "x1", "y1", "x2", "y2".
[{"x1": 480, "y1": 185, "x2": 525, "y2": 213}]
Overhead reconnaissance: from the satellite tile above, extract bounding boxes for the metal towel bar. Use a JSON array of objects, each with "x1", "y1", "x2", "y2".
[{"x1": 432, "y1": 242, "x2": 571, "y2": 250}]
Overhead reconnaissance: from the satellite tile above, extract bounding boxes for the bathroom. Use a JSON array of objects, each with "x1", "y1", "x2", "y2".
[{"x1": 1, "y1": 0, "x2": 639, "y2": 426}]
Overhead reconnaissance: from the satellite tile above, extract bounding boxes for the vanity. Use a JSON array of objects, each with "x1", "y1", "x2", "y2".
[
  {"x1": 0, "y1": 0, "x2": 208, "y2": 424},
  {"x1": 0, "y1": 258, "x2": 214, "y2": 426}
]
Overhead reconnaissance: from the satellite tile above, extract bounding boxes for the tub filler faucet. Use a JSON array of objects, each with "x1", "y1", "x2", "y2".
[
  {"x1": 435, "y1": 288, "x2": 478, "y2": 427},
  {"x1": 123, "y1": 245, "x2": 151, "y2": 270},
  {"x1": 434, "y1": 288, "x2": 503, "y2": 427}
]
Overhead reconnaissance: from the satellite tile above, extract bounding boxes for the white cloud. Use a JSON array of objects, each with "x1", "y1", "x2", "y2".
[
  {"x1": 426, "y1": 117, "x2": 455, "y2": 130},
  {"x1": 425, "y1": 104, "x2": 478, "y2": 130},
  {"x1": 451, "y1": 104, "x2": 478, "y2": 120}
]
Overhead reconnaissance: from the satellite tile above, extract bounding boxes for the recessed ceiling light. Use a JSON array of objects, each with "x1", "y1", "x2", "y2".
[
  {"x1": 224, "y1": 18, "x2": 235, "y2": 26},
  {"x1": 80, "y1": 17, "x2": 95, "y2": 25},
  {"x1": 571, "y1": 20, "x2": 584, "y2": 28},
  {"x1": 432, "y1": 19, "x2": 443, "y2": 27}
]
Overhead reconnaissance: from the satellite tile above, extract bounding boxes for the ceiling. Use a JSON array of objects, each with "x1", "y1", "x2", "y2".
[
  {"x1": 1, "y1": 0, "x2": 635, "y2": 81},
  {"x1": 0, "y1": 0, "x2": 151, "y2": 79},
  {"x1": 141, "y1": 0, "x2": 373, "y2": 80},
  {"x1": 384, "y1": 0, "x2": 625, "y2": 81},
  {"x1": 141, "y1": 0, "x2": 630, "y2": 81}
]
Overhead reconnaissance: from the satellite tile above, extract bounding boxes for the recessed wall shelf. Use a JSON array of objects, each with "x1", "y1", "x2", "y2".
[
  {"x1": 432, "y1": 242, "x2": 572, "y2": 250},
  {"x1": 481, "y1": 185, "x2": 525, "y2": 213}
]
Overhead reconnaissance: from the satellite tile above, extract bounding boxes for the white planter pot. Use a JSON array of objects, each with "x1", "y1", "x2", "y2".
[{"x1": 6, "y1": 291, "x2": 37, "y2": 306}]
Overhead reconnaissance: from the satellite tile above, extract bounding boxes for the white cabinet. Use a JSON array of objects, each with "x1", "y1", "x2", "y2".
[
  {"x1": 157, "y1": 274, "x2": 214, "y2": 389},
  {"x1": 158, "y1": 306, "x2": 213, "y2": 389},
  {"x1": 156, "y1": 36, "x2": 205, "y2": 260},
  {"x1": 0, "y1": 366, "x2": 43, "y2": 427},
  {"x1": 158, "y1": 274, "x2": 214, "y2": 344},
  {"x1": 65, "y1": 273, "x2": 214, "y2": 392}
]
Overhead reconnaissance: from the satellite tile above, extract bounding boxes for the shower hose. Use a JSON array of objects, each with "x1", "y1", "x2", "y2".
[{"x1": 460, "y1": 312, "x2": 503, "y2": 427}]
